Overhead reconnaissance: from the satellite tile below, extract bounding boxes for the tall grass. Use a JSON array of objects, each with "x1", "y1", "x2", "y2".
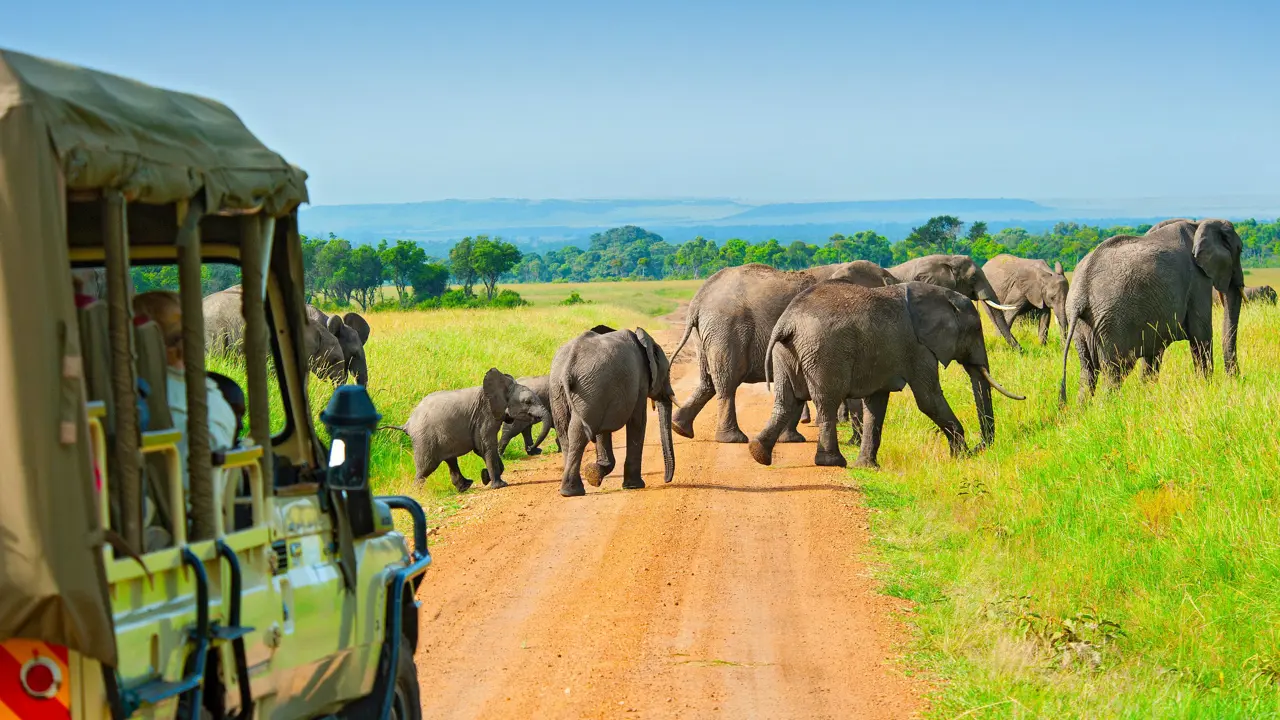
[
  {"x1": 209, "y1": 304, "x2": 657, "y2": 502},
  {"x1": 859, "y1": 300, "x2": 1280, "y2": 717}
]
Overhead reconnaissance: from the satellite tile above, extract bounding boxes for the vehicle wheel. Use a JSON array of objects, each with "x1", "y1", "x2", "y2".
[
  {"x1": 388, "y1": 634, "x2": 421, "y2": 720},
  {"x1": 344, "y1": 634, "x2": 420, "y2": 720}
]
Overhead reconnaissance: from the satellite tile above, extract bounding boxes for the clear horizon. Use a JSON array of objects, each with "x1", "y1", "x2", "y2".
[{"x1": 5, "y1": 1, "x2": 1278, "y2": 206}]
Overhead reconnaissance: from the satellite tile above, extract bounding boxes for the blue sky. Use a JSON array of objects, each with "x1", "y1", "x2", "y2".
[{"x1": 3, "y1": 1, "x2": 1278, "y2": 205}]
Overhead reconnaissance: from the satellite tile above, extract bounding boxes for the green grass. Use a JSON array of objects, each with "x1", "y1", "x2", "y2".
[
  {"x1": 856, "y1": 298, "x2": 1280, "y2": 717},
  {"x1": 506, "y1": 279, "x2": 702, "y2": 316}
]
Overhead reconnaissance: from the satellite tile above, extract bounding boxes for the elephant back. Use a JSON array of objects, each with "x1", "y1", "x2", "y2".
[{"x1": 203, "y1": 285, "x2": 246, "y2": 354}]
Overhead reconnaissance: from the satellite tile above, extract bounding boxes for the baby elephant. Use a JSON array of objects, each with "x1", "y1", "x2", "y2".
[
  {"x1": 498, "y1": 375, "x2": 555, "y2": 456},
  {"x1": 550, "y1": 327, "x2": 677, "y2": 497},
  {"x1": 387, "y1": 368, "x2": 546, "y2": 491},
  {"x1": 750, "y1": 280, "x2": 1025, "y2": 469}
]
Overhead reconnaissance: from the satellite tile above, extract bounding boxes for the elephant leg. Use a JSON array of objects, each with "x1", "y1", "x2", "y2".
[
  {"x1": 444, "y1": 457, "x2": 473, "y2": 493},
  {"x1": 748, "y1": 371, "x2": 804, "y2": 466},
  {"x1": 1074, "y1": 324, "x2": 1101, "y2": 403},
  {"x1": 1102, "y1": 353, "x2": 1137, "y2": 391},
  {"x1": 1038, "y1": 311, "x2": 1051, "y2": 346},
  {"x1": 672, "y1": 359, "x2": 715, "y2": 439},
  {"x1": 908, "y1": 367, "x2": 967, "y2": 457},
  {"x1": 621, "y1": 403, "x2": 648, "y2": 490},
  {"x1": 845, "y1": 398, "x2": 865, "y2": 445},
  {"x1": 1140, "y1": 351, "x2": 1165, "y2": 382},
  {"x1": 414, "y1": 456, "x2": 441, "y2": 487},
  {"x1": 583, "y1": 432, "x2": 615, "y2": 487},
  {"x1": 799, "y1": 402, "x2": 812, "y2": 424},
  {"x1": 479, "y1": 441, "x2": 508, "y2": 489},
  {"x1": 813, "y1": 399, "x2": 847, "y2": 468},
  {"x1": 1186, "y1": 305, "x2": 1214, "y2": 377},
  {"x1": 854, "y1": 392, "x2": 889, "y2": 468},
  {"x1": 559, "y1": 416, "x2": 590, "y2": 497},
  {"x1": 497, "y1": 421, "x2": 521, "y2": 456},
  {"x1": 836, "y1": 402, "x2": 848, "y2": 423},
  {"x1": 780, "y1": 407, "x2": 807, "y2": 444},
  {"x1": 520, "y1": 425, "x2": 542, "y2": 455},
  {"x1": 713, "y1": 381, "x2": 749, "y2": 444}
]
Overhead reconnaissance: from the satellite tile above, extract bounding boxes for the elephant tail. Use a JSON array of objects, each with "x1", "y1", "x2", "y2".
[
  {"x1": 1058, "y1": 316, "x2": 1078, "y2": 406},
  {"x1": 668, "y1": 310, "x2": 698, "y2": 365},
  {"x1": 764, "y1": 319, "x2": 794, "y2": 392},
  {"x1": 376, "y1": 424, "x2": 411, "y2": 437}
]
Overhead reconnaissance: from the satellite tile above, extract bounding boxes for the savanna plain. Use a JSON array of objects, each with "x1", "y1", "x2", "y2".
[{"x1": 215, "y1": 269, "x2": 1280, "y2": 718}]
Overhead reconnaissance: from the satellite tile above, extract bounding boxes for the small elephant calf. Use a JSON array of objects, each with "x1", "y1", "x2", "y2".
[
  {"x1": 385, "y1": 368, "x2": 546, "y2": 491},
  {"x1": 498, "y1": 375, "x2": 555, "y2": 456}
]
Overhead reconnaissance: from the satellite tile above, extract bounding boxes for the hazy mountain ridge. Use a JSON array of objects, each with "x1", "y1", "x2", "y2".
[{"x1": 299, "y1": 196, "x2": 1280, "y2": 250}]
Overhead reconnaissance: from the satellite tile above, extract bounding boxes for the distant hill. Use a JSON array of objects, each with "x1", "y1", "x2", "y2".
[{"x1": 298, "y1": 196, "x2": 1280, "y2": 251}]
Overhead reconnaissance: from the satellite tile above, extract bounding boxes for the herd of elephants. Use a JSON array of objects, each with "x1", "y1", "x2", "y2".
[{"x1": 202, "y1": 218, "x2": 1275, "y2": 497}]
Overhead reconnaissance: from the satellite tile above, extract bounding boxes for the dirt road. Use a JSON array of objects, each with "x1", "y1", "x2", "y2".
[{"x1": 413, "y1": 304, "x2": 924, "y2": 719}]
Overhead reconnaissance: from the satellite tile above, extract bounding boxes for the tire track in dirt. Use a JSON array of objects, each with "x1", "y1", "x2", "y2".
[{"x1": 413, "y1": 302, "x2": 925, "y2": 719}]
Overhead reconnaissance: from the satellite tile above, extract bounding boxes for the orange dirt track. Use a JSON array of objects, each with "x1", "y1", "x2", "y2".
[{"x1": 413, "y1": 303, "x2": 925, "y2": 719}]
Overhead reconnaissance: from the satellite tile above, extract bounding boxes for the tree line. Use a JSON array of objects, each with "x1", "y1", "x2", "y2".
[{"x1": 151, "y1": 217, "x2": 1280, "y2": 309}]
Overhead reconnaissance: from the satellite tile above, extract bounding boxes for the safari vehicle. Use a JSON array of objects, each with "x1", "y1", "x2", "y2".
[{"x1": 0, "y1": 49, "x2": 429, "y2": 719}]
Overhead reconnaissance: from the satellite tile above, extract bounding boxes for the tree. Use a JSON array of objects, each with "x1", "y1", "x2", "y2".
[
  {"x1": 470, "y1": 236, "x2": 522, "y2": 299},
  {"x1": 411, "y1": 262, "x2": 450, "y2": 300},
  {"x1": 379, "y1": 239, "x2": 428, "y2": 303},
  {"x1": 314, "y1": 237, "x2": 355, "y2": 304},
  {"x1": 966, "y1": 221, "x2": 988, "y2": 243},
  {"x1": 449, "y1": 237, "x2": 477, "y2": 295},
  {"x1": 348, "y1": 244, "x2": 384, "y2": 311}
]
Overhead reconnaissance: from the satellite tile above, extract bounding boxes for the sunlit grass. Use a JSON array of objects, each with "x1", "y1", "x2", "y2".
[
  {"x1": 858, "y1": 299, "x2": 1280, "y2": 718},
  {"x1": 507, "y1": 278, "x2": 702, "y2": 315}
]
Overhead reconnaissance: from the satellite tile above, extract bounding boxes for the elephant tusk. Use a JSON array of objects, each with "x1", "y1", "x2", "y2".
[
  {"x1": 981, "y1": 367, "x2": 1025, "y2": 400},
  {"x1": 984, "y1": 299, "x2": 1021, "y2": 312}
]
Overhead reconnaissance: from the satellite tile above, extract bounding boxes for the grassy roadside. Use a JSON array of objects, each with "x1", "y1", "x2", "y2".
[{"x1": 854, "y1": 301, "x2": 1280, "y2": 718}]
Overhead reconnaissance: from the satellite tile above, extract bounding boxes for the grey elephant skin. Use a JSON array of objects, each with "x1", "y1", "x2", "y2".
[
  {"x1": 390, "y1": 368, "x2": 546, "y2": 492},
  {"x1": 306, "y1": 306, "x2": 372, "y2": 386},
  {"x1": 749, "y1": 280, "x2": 1025, "y2": 470},
  {"x1": 550, "y1": 327, "x2": 677, "y2": 497},
  {"x1": 981, "y1": 254, "x2": 1070, "y2": 345},
  {"x1": 1216, "y1": 285, "x2": 1276, "y2": 306},
  {"x1": 889, "y1": 254, "x2": 1024, "y2": 352},
  {"x1": 1060, "y1": 218, "x2": 1243, "y2": 403},
  {"x1": 498, "y1": 375, "x2": 556, "y2": 456},
  {"x1": 669, "y1": 261, "x2": 896, "y2": 444}
]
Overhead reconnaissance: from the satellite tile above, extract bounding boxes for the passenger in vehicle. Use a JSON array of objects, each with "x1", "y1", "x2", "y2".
[{"x1": 132, "y1": 291, "x2": 238, "y2": 473}]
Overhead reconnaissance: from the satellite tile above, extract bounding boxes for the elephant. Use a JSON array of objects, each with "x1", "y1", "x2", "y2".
[
  {"x1": 1216, "y1": 285, "x2": 1276, "y2": 306},
  {"x1": 888, "y1": 255, "x2": 1024, "y2": 351},
  {"x1": 306, "y1": 305, "x2": 371, "y2": 386},
  {"x1": 497, "y1": 375, "x2": 556, "y2": 456},
  {"x1": 549, "y1": 326, "x2": 677, "y2": 497},
  {"x1": 668, "y1": 261, "x2": 896, "y2": 443},
  {"x1": 981, "y1": 254, "x2": 1070, "y2": 345},
  {"x1": 386, "y1": 368, "x2": 546, "y2": 492},
  {"x1": 204, "y1": 286, "x2": 352, "y2": 384},
  {"x1": 748, "y1": 280, "x2": 1025, "y2": 470},
  {"x1": 1060, "y1": 218, "x2": 1243, "y2": 404}
]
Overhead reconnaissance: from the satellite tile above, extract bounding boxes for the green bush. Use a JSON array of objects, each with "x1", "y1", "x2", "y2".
[
  {"x1": 559, "y1": 290, "x2": 590, "y2": 306},
  {"x1": 490, "y1": 289, "x2": 529, "y2": 308}
]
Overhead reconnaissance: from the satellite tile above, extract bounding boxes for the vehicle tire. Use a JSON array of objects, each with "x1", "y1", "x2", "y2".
[{"x1": 343, "y1": 634, "x2": 420, "y2": 720}]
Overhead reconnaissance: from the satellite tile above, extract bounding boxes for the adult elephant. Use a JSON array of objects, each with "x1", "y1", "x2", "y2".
[
  {"x1": 306, "y1": 306, "x2": 371, "y2": 386},
  {"x1": 981, "y1": 254, "x2": 1070, "y2": 345},
  {"x1": 1060, "y1": 218, "x2": 1243, "y2": 403},
  {"x1": 1216, "y1": 285, "x2": 1276, "y2": 306},
  {"x1": 203, "y1": 286, "x2": 355, "y2": 385},
  {"x1": 550, "y1": 327, "x2": 677, "y2": 497},
  {"x1": 750, "y1": 280, "x2": 1025, "y2": 469},
  {"x1": 669, "y1": 261, "x2": 896, "y2": 443},
  {"x1": 888, "y1": 255, "x2": 1023, "y2": 351}
]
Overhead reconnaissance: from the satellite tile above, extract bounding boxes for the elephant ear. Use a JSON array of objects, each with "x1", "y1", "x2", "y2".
[
  {"x1": 1053, "y1": 261, "x2": 1064, "y2": 276},
  {"x1": 325, "y1": 313, "x2": 345, "y2": 338},
  {"x1": 1193, "y1": 220, "x2": 1243, "y2": 293},
  {"x1": 343, "y1": 312, "x2": 371, "y2": 345},
  {"x1": 481, "y1": 368, "x2": 509, "y2": 419},
  {"x1": 905, "y1": 286, "x2": 961, "y2": 367},
  {"x1": 915, "y1": 262, "x2": 958, "y2": 289},
  {"x1": 1024, "y1": 272, "x2": 1046, "y2": 308},
  {"x1": 634, "y1": 328, "x2": 663, "y2": 398}
]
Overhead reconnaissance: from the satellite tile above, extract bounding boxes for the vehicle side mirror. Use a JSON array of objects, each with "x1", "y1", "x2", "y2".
[{"x1": 320, "y1": 385, "x2": 379, "y2": 536}]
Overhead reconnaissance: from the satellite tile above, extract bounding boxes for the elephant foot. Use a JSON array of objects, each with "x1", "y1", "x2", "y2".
[
  {"x1": 581, "y1": 462, "x2": 605, "y2": 488},
  {"x1": 525, "y1": 446, "x2": 542, "y2": 456},
  {"x1": 715, "y1": 428, "x2": 750, "y2": 444},
  {"x1": 560, "y1": 479, "x2": 586, "y2": 497},
  {"x1": 488, "y1": 477, "x2": 509, "y2": 490},
  {"x1": 853, "y1": 457, "x2": 880, "y2": 470},
  {"x1": 481, "y1": 469, "x2": 490, "y2": 485},
  {"x1": 671, "y1": 418, "x2": 695, "y2": 439},
  {"x1": 748, "y1": 439, "x2": 773, "y2": 466},
  {"x1": 452, "y1": 477, "x2": 474, "y2": 493},
  {"x1": 780, "y1": 429, "x2": 806, "y2": 443},
  {"x1": 621, "y1": 477, "x2": 646, "y2": 490},
  {"x1": 815, "y1": 449, "x2": 848, "y2": 468}
]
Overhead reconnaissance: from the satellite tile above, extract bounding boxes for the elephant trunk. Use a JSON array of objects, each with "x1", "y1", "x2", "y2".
[
  {"x1": 976, "y1": 280, "x2": 1023, "y2": 351},
  {"x1": 657, "y1": 398, "x2": 676, "y2": 484},
  {"x1": 1054, "y1": 297, "x2": 1069, "y2": 341},
  {"x1": 966, "y1": 366, "x2": 996, "y2": 449},
  {"x1": 1223, "y1": 285, "x2": 1242, "y2": 375}
]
